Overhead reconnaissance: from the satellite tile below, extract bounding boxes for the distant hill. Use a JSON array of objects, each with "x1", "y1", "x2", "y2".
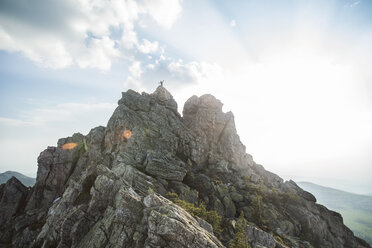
[
  {"x1": 0, "y1": 171, "x2": 36, "y2": 187},
  {"x1": 298, "y1": 181, "x2": 372, "y2": 245}
]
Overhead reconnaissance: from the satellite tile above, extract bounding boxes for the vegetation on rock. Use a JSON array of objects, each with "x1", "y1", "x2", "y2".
[
  {"x1": 251, "y1": 193, "x2": 265, "y2": 227},
  {"x1": 167, "y1": 192, "x2": 222, "y2": 234},
  {"x1": 230, "y1": 212, "x2": 250, "y2": 248}
]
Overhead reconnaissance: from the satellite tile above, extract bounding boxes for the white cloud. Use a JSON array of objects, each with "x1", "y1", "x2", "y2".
[
  {"x1": 344, "y1": 1, "x2": 360, "y2": 8},
  {"x1": 0, "y1": 0, "x2": 183, "y2": 70},
  {"x1": 0, "y1": 26, "x2": 73, "y2": 68},
  {"x1": 137, "y1": 39, "x2": 159, "y2": 54},
  {"x1": 350, "y1": 1, "x2": 360, "y2": 7},
  {"x1": 77, "y1": 36, "x2": 121, "y2": 71},
  {"x1": 128, "y1": 61, "x2": 143, "y2": 78},
  {"x1": 121, "y1": 28, "x2": 139, "y2": 50},
  {"x1": 143, "y1": 0, "x2": 183, "y2": 29},
  {"x1": 168, "y1": 60, "x2": 220, "y2": 82},
  {"x1": 230, "y1": 19, "x2": 236, "y2": 27},
  {"x1": 125, "y1": 61, "x2": 146, "y2": 92},
  {"x1": 124, "y1": 53, "x2": 221, "y2": 91}
]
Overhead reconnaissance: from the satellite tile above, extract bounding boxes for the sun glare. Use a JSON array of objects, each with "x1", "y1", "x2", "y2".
[
  {"x1": 61, "y1": 142, "x2": 78, "y2": 150},
  {"x1": 123, "y1": 130, "x2": 132, "y2": 139}
]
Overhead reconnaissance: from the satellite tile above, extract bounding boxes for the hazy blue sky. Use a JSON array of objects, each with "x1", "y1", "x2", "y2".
[{"x1": 0, "y1": 0, "x2": 371, "y2": 194}]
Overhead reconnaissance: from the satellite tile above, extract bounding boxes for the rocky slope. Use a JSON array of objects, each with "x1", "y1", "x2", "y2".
[
  {"x1": 298, "y1": 181, "x2": 372, "y2": 245},
  {"x1": 0, "y1": 86, "x2": 370, "y2": 248}
]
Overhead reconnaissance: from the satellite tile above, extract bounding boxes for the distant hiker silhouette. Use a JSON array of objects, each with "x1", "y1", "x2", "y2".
[{"x1": 159, "y1": 80, "x2": 164, "y2": 87}]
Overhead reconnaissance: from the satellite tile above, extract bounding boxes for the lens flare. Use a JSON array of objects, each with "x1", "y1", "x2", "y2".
[
  {"x1": 123, "y1": 130, "x2": 132, "y2": 139},
  {"x1": 61, "y1": 142, "x2": 78, "y2": 150}
]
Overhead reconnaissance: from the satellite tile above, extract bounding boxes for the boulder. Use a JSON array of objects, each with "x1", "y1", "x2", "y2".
[{"x1": 245, "y1": 224, "x2": 276, "y2": 248}]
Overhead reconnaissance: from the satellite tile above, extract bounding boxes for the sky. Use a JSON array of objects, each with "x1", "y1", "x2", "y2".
[{"x1": 0, "y1": 0, "x2": 372, "y2": 195}]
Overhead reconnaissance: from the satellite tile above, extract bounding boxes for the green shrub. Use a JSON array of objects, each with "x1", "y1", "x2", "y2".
[
  {"x1": 268, "y1": 187, "x2": 280, "y2": 206},
  {"x1": 147, "y1": 187, "x2": 154, "y2": 195},
  {"x1": 213, "y1": 179, "x2": 223, "y2": 185},
  {"x1": 243, "y1": 175, "x2": 250, "y2": 182},
  {"x1": 251, "y1": 193, "x2": 264, "y2": 226},
  {"x1": 230, "y1": 212, "x2": 251, "y2": 248},
  {"x1": 167, "y1": 192, "x2": 222, "y2": 234},
  {"x1": 280, "y1": 192, "x2": 301, "y2": 209}
]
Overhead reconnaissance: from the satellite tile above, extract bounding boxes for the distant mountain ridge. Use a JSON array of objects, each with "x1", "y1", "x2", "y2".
[
  {"x1": 0, "y1": 171, "x2": 35, "y2": 187},
  {"x1": 298, "y1": 181, "x2": 372, "y2": 245}
]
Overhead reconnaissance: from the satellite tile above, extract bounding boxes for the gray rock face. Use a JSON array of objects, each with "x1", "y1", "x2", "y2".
[
  {"x1": 144, "y1": 151, "x2": 187, "y2": 181},
  {"x1": 0, "y1": 177, "x2": 29, "y2": 243},
  {"x1": 0, "y1": 86, "x2": 369, "y2": 248},
  {"x1": 245, "y1": 225, "x2": 276, "y2": 248},
  {"x1": 26, "y1": 133, "x2": 83, "y2": 211},
  {"x1": 196, "y1": 216, "x2": 214, "y2": 234},
  {"x1": 144, "y1": 193, "x2": 224, "y2": 248},
  {"x1": 152, "y1": 85, "x2": 178, "y2": 113},
  {"x1": 183, "y1": 94, "x2": 253, "y2": 169}
]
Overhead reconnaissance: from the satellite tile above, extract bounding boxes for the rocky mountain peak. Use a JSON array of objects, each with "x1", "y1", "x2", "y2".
[
  {"x1": 183, "y1": 94, "x2": 251, "y2": 169},
  {"x1": 0, "y1": 86, "x2": 370, "y2": 248},
  {"x1": 152, "y1": 85, "x2": 177, "y2": 109},
  {"x1": 183, "y1": 94, "x2": 223, "y2": 113}
]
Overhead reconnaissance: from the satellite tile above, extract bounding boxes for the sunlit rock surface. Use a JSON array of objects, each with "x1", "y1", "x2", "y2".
[{"x1": 0, "y1": 85, "x2": 370, "y2": 248}]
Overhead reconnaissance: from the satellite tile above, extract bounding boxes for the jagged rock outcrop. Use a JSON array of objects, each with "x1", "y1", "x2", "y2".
[
  {"x1": 0, "y1": 85, "x2": 369, "y2": 248},
  {"x1": 0, "y1": 177, "x2": 28, "y2": 244},
  {"x1": 183, "y1": 94, "x2": 252, "y2": 169},
  {"x1": 245, "y1": 224, "x2": 276, "y2": 248}
]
